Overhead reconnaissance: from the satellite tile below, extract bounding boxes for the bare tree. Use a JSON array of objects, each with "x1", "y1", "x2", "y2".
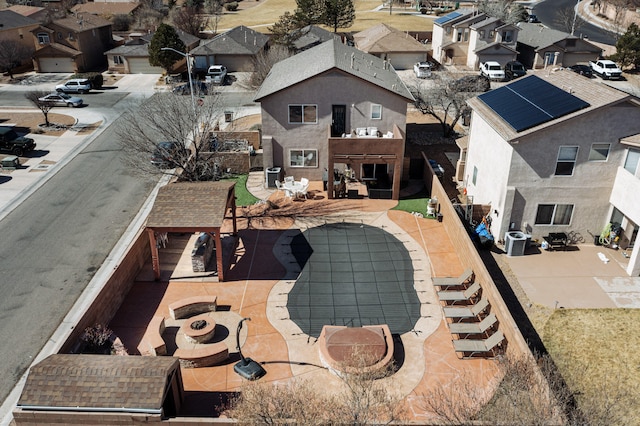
[
  {"x1": 477, "y1": 0, "x2": 528, "y2": 25},
  {"x1": 247, "y1": 45, "x2": 293, "y2": 90},
  {"x1": 135, "y1": 5, "x2": 164, "y2": 32},
  {"x1": 0, "y1": 40, "x2": 32, "y2": 80},
  {"x1": 410, "y1": 74, "x2": 488, "y2": 137},
  {"x1": 116, "y1": 91, "x2": 225, "y2": 181},
  {"x1": 24, "y1": 90, "x2": 55, "y2": 127},
  {"x1": 554, "y1": 6, "x2": 585, "y2": 35},
  {"x1": 171, "y1": 6, "x2": 209, "y2": 36}
]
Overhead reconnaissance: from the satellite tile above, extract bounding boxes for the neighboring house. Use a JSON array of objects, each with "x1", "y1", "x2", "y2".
[
  {"x1": 191, "y1": 25, "x2": 269, "y2": 73},
  {"x1": 515, "y1": 23, "x2": 602, "y2": 69},
  {"x1": 291, "y1": 25, "x2": 339, "y2": 52},
  {"x1": 104, "y1": 30, "x2": 199, "y2": 74},
  {"x1": 463, "y1": 70, "x2": 640, "y2": 276},
  {"x1": 7, "y1": 5, "x2": 49, "y2": 23},
  {"x1": 31, "y1": 14, "x2": 113, "y2": 73},
  {"x1": 0, "y1": 10, "x2": 40, "y2": 69},
  {"x1": 255, "y1": 39, "x2": 414, "y2": 200},
  {"x1": 431, "y1": 9, "x2": 518, "y2": 69},
  {"x1": 353, "y1": 23, "x2": 429, "y2": 70},
  {"x1": 71, "y1": 2, "x2": 141, "y2": 18}
]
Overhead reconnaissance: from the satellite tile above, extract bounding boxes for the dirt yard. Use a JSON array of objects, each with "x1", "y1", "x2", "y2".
[{"x1": 0, "y1": 112, "x2": 77, "y2": 136}]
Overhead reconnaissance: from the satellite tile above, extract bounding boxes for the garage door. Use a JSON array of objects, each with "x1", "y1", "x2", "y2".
[
  {"x1": 389, "y1": 54, "x2": 424, "y2": 70},
  {"x1": 219, "y1": 55, "x2": 251, "y2": 72},
  {"x1": 38, "y1": 57, "x2": 74, "y2": 73},
  {"x1": 128, "y1": 57, "x2": 163, "y2": 74}
]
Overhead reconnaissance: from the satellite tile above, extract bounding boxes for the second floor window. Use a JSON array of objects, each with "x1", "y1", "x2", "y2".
[
  {"x1": 624, "y1": 148, "x2": 640, "y2": 175},
  {"x1": 371, "y1": 104, "x2": 382, "y2": 120},
  {"x1": 588, "y1": 143, "x2": 610, "y2": 161},
  {"x1": 37, "y1": 33, "x2": 50, "y2": 44},
  {"x1": 535, "y1": 204, "x2": 574, "y2": 225},
  {"x1": 289, "y1": 104, "x2": 317, "y2": 124},
  {"x1": 502, "y1": 30, "x2": 513, "y2": 42},
  {"x1": 555, "y1": 146, "x2": 578, "y2": 176}
]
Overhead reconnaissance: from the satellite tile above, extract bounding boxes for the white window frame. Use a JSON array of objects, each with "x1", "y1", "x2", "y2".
[
  {"x1": 624, "y1": 148, "x2": 640, "y2": 175},
  {"x1": 289, "y1": 149, "x2": 318, "y2": 168},
  {"x1": 555, "y1": 146, "x2": 578, "y2": 176},
  {"x1": 288, "y1": 104, "x2": 317, "y2": 124},
  {"x1": 371, "y1": 104, "x2": 382, "y2": 120},
  {"x1": 37, "y1": 32, "x2": 50, "y2": 44},
  {"x1": 588, "y1": 143, "x2": 610, "y2": 161},
  {"x1": 113, "y1": 55, "x2": 124, "y2": 65},
  {"x1": 534, "y1": 204, "x2": 574, "y2": 226}
]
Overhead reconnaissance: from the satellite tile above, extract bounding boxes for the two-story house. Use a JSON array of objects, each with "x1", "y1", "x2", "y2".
[
  {"x1": 255, "y1": 39, "x2": 414, "y2": 200},
  {"x1": 431, "y1": 9, "x2": 518, "y2": 69},
  {"x1": 0, "y1": 10, "x2": 40, "y2": 72},
  {"x1": 31, "y1": 14, "x2": 113, "y2": 73},
  {"x1": 463, "y1": 70, "x2": 640, "y2": 275},
  {"x1": 515, "y1": 23, "x2": 602, "y2": 69}
]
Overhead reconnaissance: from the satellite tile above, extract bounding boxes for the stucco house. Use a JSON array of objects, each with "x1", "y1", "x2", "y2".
[
  {"x1": 31, "y1": 14, "x2": 113, "y2": 73},
  {"x1": 463, "y1": 70, "x2": 640, "y2": 276},
  {"x1": 352, "y1": 23, "x2": 429, "y2": 70},
  {"x1": 0, "y1": 10, "x2": 40, "y2": 71},
  {"x1": 6, "y1": 5, "x2": 49, "y2": 23},
  {"x1": 515, "y1": 23, "x2": 602, "y2": 69},
  {"x1": 255, "y1": 39, "x2": 414, "y2": 200},
  {"x1": 190, "y1": 25, "x2": 269, "y2": 73}
]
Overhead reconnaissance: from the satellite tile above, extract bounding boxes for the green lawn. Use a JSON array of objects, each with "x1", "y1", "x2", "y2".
[
  {"x1": 221, "y1": 174, "x2": 260, "y2": 206},
  {"x1": 391, "y1": 189, "x2": 432, "y2": 217}
]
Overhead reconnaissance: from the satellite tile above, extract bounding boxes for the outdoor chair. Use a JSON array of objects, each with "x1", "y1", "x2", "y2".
[
  {"x1": 275, "y1": 180, "x2": 292, "y2": 198},
  {"x1": 443, "y1": 297, "x2": 489, "y2": 322},
  {"x1": 432, "y1": 268, "x2": 475, "y2": 289},
  {"x1": 448, "y1": 313, "x2": 498, "y2": 336},
  {"x1": 296, "y1": 183, "x2": 309, "y2": 199},
  {"x1": 284, "y1": 176, "x2": 294, "y2": 183},
  {"x1": 452, "y1": 329, "x2": 504, "y2": 359},
  {"x1": 437, "y1": 281, "x2": 482, "y2": 304},
  {"x1": 300, "y1": 177, "x2": 309, "y2": 186}
]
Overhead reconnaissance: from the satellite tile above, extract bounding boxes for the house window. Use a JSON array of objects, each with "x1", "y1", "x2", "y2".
[
  {"x1": 68, "y1": 33, "x2": 75, "y2": 40},
  {"x1": 57, "y1": 32, "x2": 63, "y2": 40},
  {"x1": 555, "y1": 146, "x2": 578, "y2": 176},
  {"x1": 588, "y1": 143, "x2": 610, "y2": 161},
  {"x1": 289, "y1": 149, "x2": 318, "y2": 168},
  {"x1": 113, "y1": 55, "x2": 124, "y2": 65},
  {"x1": 544, "y1": 52, "x2": 559, "y2": 65},
  {"x1": 464, "y1": 28, "x2": 469, "y2": 42},
  {"x1": 289, "y1": 105, "x2": 317, "y2": 124},
  {"x1": 371, "y1": 104, "x2": 382, "y2": 120},
  {"x1": 445, "y1": 27, "x2": 452, "y2": 35},
  {"x1": 489, "y1": 30, "x2": 495, "y2": 39},
  {"x1": 479, "y1": 30, "x2": 485, "y2": 39},
  {"x1": 37, "y1": 32, "x2": 50, "y2": 44},
  {"x1": 457, "y1": 30, "x2": 463, "y2": 42},
  {"x1": 624, "y1": 148, "x2": 640, "y2": 175},
  {"x1": 502, "y1": 30, "x2": 513, "y2": 42},
  {"x1": 472, "y1": 165, "x2": 478, "y2": 185},
  {"x1": 535, "y1": 204, "x2": 574, "y2": 225}
]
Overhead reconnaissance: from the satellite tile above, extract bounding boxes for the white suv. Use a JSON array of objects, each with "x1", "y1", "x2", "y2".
[
  {"x1": 206, "y1": 65, "x2": 227, "y2": 85},
  {"x1": 56, "y1": 78, "x2": 92, "y2": 94},
  {"x1": 479, "y1": 61, "x2": 505, "y2": 81}
]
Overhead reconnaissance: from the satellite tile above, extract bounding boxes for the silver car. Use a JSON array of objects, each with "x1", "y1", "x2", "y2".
[{"x1": 38, "y1": 93, "x2": 83, "y2": 107}]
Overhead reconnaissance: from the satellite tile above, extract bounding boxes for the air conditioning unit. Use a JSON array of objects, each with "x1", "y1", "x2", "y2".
[{"x1": 504, "y1": 231, "x2": 527, "y2": 256}]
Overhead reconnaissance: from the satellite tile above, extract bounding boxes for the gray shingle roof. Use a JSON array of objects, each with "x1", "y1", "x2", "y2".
[
  {"x1": 254, "y1": 39, "x2": 414, "y2": 102},
  {"x1": 515, "y1": 22, "x2": 574, "y2": 49},
  {"x1": 104, "y1": 43, "x2": 150, "y2": 57},
  {"x1": 18, "y1": 355, "x2": 179, "y2": 412},
  {"x1": 292, "y1": 25, "x2": 338, "y2": 51},
  {"x1": 191, "y1": 25, "x2": 269, "y2": 55},
  {"x1": 0, "y1": 9, "x2": 39, "y2": 29}
]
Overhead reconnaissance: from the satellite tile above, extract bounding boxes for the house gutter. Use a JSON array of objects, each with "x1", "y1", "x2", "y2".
[{"x1": 17, "y1": 405, "x2": 162, "y2": 414}]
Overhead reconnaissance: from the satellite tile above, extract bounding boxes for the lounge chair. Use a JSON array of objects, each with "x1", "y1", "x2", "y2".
[
  {"x1": 437, "y1": 281, "x2": 481, "y2": 303},
  {"x1": 452, "y1": 329, "x2": 504, "y2": 358},
  {"x1": 448, "y1": 313, "x2": 498, "y2": 336},
  {"x1": 443, "y1": 297, "x2": 489, "y2": 322},
  {"x1": 432, "y1": 268, "x2": 474, "y2": 289}
]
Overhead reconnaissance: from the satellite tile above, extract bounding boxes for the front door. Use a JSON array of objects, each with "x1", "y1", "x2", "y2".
[{"x1": 331, "y1": 105, "x2": 346, "y2": 137}]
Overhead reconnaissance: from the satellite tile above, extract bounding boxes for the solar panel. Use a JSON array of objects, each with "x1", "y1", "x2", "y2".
[
  {"x1": 434, "y1": 11, "x2": 462, "y2": 25},
  {"x1": 478, "y1": 75, "x2": 590, "y2": 132}
]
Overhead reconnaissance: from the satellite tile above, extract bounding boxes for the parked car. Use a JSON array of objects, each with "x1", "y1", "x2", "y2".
[
  {"x1": 527, "y1": 14, "x2": 540, "y2": 23},
  {"x1": 479, "y1": 61, "x2": 505, "y2": 81},
  {"x1": 0, "y1": 126, "x2": 36, "y2": 156},
  {"x1": 55, "y1": 78, "x2": 91, "y2": 94},
  {"x1": 413, "y1": 61, "x2": 433, "y2": 78},
  {"x1": 504, "y1": 61, "x2": 527, "y2": 80},
  {"x1": 568, "y1": 64, "x2": 593, "y2": 78},
  {"x1": 38, "y1": 93, "x2": 83, "y2": 107},
  {"x1": 172, "y1": 81, "x2": 209, "y2": 95},
  {"x1": 589, "y1": 59, "x2": 623, "y2": 80},
  {"x1": 150, "y1": 141, "x2": 179, "y2": 168},
  {"x1": 429, "y1": 159, "x2": 444, "y2": 178},
  {"x1": 206, "y1": 65, "x2": 227, "y2": 85}
]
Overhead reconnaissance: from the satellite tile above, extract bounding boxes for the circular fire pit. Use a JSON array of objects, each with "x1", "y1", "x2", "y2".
[{"x1": 180, "y1": 313, "x2": 216, "y2": 344}]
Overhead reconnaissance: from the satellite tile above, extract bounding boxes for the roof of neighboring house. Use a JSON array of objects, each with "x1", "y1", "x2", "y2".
[
  {"x1": 353, "y1": 23, "x2": 428, "y2": 54},
  {"x1": 104, "y1": 43, "x2": 150, "y2": 57},
  {"x1": 141, "y1": 29, "x2": 200, "y2": 49},
  {"x1": 292, "y1": 25, "x2": 338, "y2": 51},
  {"x1": 0, "y1": 9, "x2": 39, "y2": 30},
  {"x1": 255, "y1": 39, "x2": 414, "y2": 102},
  {"x1": 515, "y1": 22, "x2": 596, "y2": 50},
  {"x1": 17, "y1": 354, "x2": 179, "y2": 412},
  {"x1": 433, "y1": 9, "x2": 475, "y2": 27},
  {"x1": 470, "y1": 16, "x2": 500, "y2": 30},
  {"x1": 6, "y1": 5, "x2": 45, "y2": 18},
  {"x1": 474, "y1": 40, "x2": 518, "y2": 54},
  {"x1": 468, "y1": 69, "x2": 633, "y2": 141},
  {"x1": 191, "y1": 25, "x2": 269, "y2": 55},
  {"x1": 71, "y1": 2, "x2": 140, "y2": 16},
  {"x1": 453, "y1": 11, "x2": 488, "y2": 27},
  {"x1": 52, "y1": 13, "x2": 112, "y2": 32},
  {"x1": 33, "y1": 42, "x2": 82, "y2": 57}
]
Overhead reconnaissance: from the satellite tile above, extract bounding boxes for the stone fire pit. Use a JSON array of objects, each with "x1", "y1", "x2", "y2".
[{"x1": 180, "y1": 313, "x2": 216, "y2": 344}]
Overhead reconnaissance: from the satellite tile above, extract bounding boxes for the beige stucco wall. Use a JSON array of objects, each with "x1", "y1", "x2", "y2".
[{"x1": 260, "y1": 69, "x2": 409, "y2": 182}]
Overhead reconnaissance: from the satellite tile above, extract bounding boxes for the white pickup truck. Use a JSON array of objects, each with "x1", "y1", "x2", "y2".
[
  {"x1": 479, "y1": 61, "x2": 505, "y2": 81},
  {"x1": 589, "y1": 60, "x2": 623, "y2": 80}
]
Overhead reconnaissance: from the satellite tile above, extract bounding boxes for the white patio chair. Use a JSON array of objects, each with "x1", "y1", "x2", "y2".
[
  {"x1": 300, "y1": 177, "x2": 309, "y2": 186},
  {"x1": 284, "y1": 176, "x2": 294, "y2": 183},
  {"x1": 296, "y1": 183, "x2": 309, "y2": 199}
]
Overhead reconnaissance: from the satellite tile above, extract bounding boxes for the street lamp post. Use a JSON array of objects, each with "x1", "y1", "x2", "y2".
[{"x1": 161, "y1": 47, "x2": 196, "y2": 116}]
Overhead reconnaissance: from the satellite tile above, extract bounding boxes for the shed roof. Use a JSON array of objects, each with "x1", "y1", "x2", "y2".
[
  {"x1": 353, "y1": 23, "x2": 428, "y2": 54},
  {"x1": 254, "y1": 39, "x2": 414, "y2": 102},
  {"x1": 191, "y1": 25, "x2": 269, "y2": 55},
  {"x1": 18, "y1": 355, "x2": 179, "y2": 412},
  {"x1": 146, "y1": 181, "x2": 236, "y2": 229}
]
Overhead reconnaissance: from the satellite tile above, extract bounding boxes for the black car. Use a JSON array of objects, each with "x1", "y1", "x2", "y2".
[
  {"x1": 504, "y1": 61, "x2": 527, "y2": 80},
  {"x1": 172, "y1": 81, "x2": 209, "y2": 96},
  {"x1": 527, "y1": 14, "x2": 540, "y2": 23},
  {"x1": 568, "y1": 64, "x2": 593, "y2": 78},
  {"x1": 151, "y1": 141, "x2": 179, "y2": 168},
  {"x1": 0, "y1": 126, "x2": 36, "y2": 156}
]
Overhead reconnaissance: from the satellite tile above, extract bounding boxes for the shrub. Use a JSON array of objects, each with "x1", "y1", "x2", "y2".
[
  {"x1": 81, "y1": 324, "x2": 113, "y2": 353},
  {"x1": 225, "y1": 1, "x2": 238, "y2": 10},
  {"x1": 112, "y1": 14, "x2": 132, "y2": 31}
]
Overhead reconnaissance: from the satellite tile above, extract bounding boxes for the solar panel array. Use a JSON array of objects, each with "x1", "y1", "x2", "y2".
[
  {"x1": 477, "y1": 75, "x2": 590, "y2": 132},
  {"x1": 434, "y1": 11, "x2": 462, "y2": 25}
]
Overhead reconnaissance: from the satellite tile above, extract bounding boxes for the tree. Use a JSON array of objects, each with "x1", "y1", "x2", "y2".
[
  {"x1": 0, "y1": 40, "x2": 31, "y2": 80},
  {"x1": 148, "y1": 24, "x2": 187, "y2": 74},
  {"x1": 204, "y1": 0, "x2": 224, "y2": 34},
  {"x1": 321, "y1": 0, "x2": 355, "y2": 33},
  {"x1": 554, "y1": 6, "x2": 585, "y2": 35},
  {"x1": 135, "y1": 5, "x2": 164, "y2": 32},
  {"x1": 171, "y1": 6, "x2": 209, "y2": 36},
  {"x1": 614, "y1": 22, "x2": 640, "y2": 70},
  {"x1": 248, "y1": 45, "x2": 293, "y2": 89},
  {"x1": 112, "y1": 14, "x2": 133, "y2": 32},
  {"x1": 25, "y1": 90, "x2": 55, "y2": 127},
  {"x1": 116, "y1": 92, "x2": 224, "y2": 182},
  {"x1": 294, "y1": 0, "x2": 325, "y2": 26},
  {"x1": 477, "y1": 0, "x2": 527, "y2": 25},
  {"x1": 269, "y1": 11, "x2": 302, "y2": 47},
  {"x1": 410, "y1": 74, "x2": 489, "y2": 137}
]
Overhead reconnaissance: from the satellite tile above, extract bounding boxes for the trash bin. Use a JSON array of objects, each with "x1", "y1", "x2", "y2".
[
  {"x1": 265, "y1": 167, "x2": 281, "y2": 188},
  {"x1": 504, "y1": 231, "x2": 527, "y2": 256}
]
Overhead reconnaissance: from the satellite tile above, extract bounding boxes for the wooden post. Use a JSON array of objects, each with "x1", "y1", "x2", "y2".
[
  {"x1": 214, "y1": 230, "x2": 224, "y2": 281},
  {"x1": 148, "y1": 228, "x2": 161, "y2": 281}
]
